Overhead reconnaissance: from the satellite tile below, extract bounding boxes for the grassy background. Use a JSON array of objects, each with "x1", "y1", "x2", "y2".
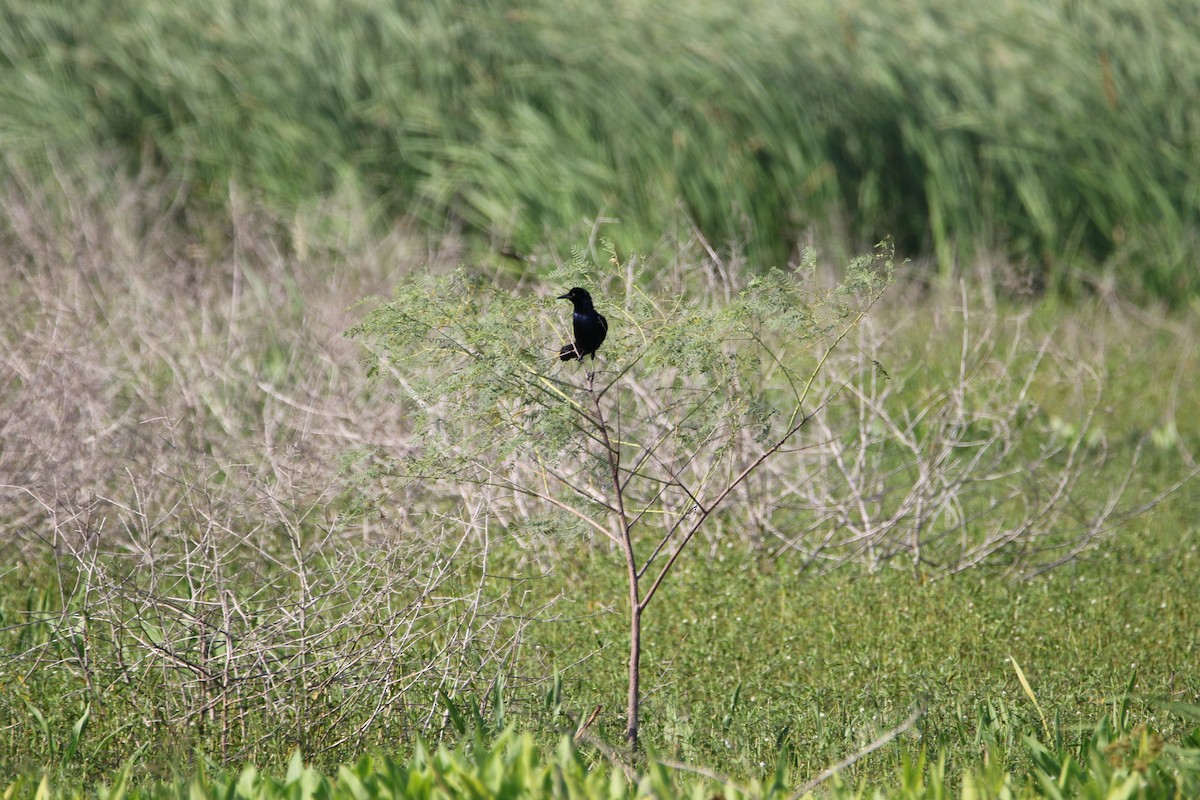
[
  {"x1": 2, "y1": 0, "x2": 1198, "y2": 297},
  {"x1": 533, "y1": 528, "x2": 1200, "y2": 779}
]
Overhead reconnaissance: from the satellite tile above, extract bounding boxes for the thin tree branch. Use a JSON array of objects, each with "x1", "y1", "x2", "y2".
[{"x1": 790, "y1": 702, "x2": 926, "y2": 799}]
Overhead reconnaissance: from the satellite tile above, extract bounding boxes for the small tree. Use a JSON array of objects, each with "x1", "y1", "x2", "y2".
[{"x1": 349, "y1": 242, "x2": 895, "y2": 751}]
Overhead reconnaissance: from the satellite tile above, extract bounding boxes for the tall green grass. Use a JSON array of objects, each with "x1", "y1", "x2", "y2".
[{"x1": 2, "y1": 0, "x2": 1197, "y2": 296}]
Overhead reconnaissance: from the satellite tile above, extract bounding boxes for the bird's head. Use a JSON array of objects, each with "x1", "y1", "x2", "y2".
[{"x1": 557, "y1": 287, "x2": 591, "y2": 304}]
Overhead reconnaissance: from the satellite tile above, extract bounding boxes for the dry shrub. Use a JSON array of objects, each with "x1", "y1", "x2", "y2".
[
  {"x1": 761, "y1": 290, "x2": 1198, "y2": 576},
  {"x1": 0, "y1": 162, "x2": 524, "y2": 762}
]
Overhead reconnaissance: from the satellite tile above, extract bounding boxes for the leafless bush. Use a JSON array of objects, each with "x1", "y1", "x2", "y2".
[
  {"x1": 14, "y1": 480, "x2": 532, "y2": 758},
  {"x1": 0, "y1": 161, "x2": 527, "y2": 761},
  {"x1": 759, "y1": 287, "x2": 1198, "y2": 576}
]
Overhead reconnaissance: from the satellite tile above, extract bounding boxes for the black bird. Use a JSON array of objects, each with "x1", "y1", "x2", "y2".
[{"x1": 558, "y1": 287, "x2": 608, "y2": 362}]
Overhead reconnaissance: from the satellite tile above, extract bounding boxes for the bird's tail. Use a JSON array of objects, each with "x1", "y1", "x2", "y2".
[{"x1": 559, "y1": 343, "x2": 579, "y2": 361}]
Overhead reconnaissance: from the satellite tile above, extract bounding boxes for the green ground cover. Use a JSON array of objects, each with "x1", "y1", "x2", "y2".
[
  {"x1": 526, "y1": 524, "x2": 1200, "y2": 778},
  {"x1": 4, "y1": 530, "x2": 1200, "y2": 795}
]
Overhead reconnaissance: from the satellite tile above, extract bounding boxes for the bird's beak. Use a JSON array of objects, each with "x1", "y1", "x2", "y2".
[{"x1": 557, "y1": 292, "x2": 570, "y2": 300}]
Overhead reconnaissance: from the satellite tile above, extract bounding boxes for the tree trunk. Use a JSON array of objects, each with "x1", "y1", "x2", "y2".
[{"x1": 625, "y1": 599, "x2": 641, "y2": 750}]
